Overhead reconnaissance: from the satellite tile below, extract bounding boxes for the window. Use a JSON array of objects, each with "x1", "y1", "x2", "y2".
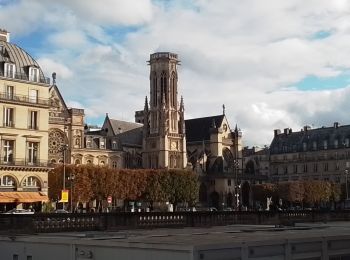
[
  {"x1": 6, "y1": 85, "x2": 14, "y2": 99},
  {"x1": 27, "y1": 142, "x2": 38, "y2": 165},
  {"x1": 335, "y1": 162, "x2": 340, "y2": 171},
  {"x1": 23, "y1": 176, "x2": 40, "y2": 187},
  {"x1": 29, "y1": 67, "x2": 39, "y2": 82},
  {"x1": 284, "y1": 166, "x2": 288, "y2": 174},
  {"x1": 3, "y1": 107, "x2": 14, "y2": 127},
  {"x1": 324, "y1": 162, "x2": 329, "y2": 171},
  {"x1": 345, "y1": 138, "x2": 350, "y2": 148},
  {"x1": 13, "y1": 255, "x2": 18, "y2": 260},
  {"x1": 86, "y1": 138, "x2": 91, "y2": 148},
  {"x1": 112, "y1": 141, "x2": 117, "y2": 150},
  {"x1": 313, "y1": 141, "x2": 317, "y2": 150},
  {"x1": 74, "y1": 159, "x2": 80, "y2": 165},
  {"x1": 2, "y1": 140, "x2": 14, "y2": 163},
  {"x1": 227, "y1": 179, "x2": 231, "y2": 186},
  {"x1": 112, "y1": 160, "x2": 118, "y2": 168},
  {"x1": 293, "y1": 165, "x2": 298, "y2": 173},
  {"x1": 323, "y1": 140, "x2": 328, "y2": 150},
  {"x1": 86, "y1": 159, "x2": 92, "y2": 164},
  {"x1": 100, "y1": 140, "x2": 105, "y2": 149},
  {"x1": 303, "y1": 164, "x2": 308, "y2": 173},
  {"x1": 334, "y1": 139, "x2": 339, "y2": 149},
  {"x1": 313, "y1": 163, "x2": 318, "y2": 173},
  {"x1": 4, "y1": 63, "x2": 15, "y2": 78},
  {"x1": 29, "y1": 111, "x2": 38, "y2": 130},
  {"x1": 1, "y1": 175, "x2": 15, "y2": 187},
  {"x1": 29, "y1": 89, "x2": 38, "y2": 103},
  {"x1": 303, "y1": 142, "x2": 307, "y2": 151}
]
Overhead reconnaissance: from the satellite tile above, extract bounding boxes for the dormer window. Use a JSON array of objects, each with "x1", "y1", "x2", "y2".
[
  {"x1": 4, "y1": 63, "x2": 15, "y2": 78},
  {"x1": 334, "y1": 139, "x2": 339, "y2": 149},
  {"x1": 29, "y1": 67, "x2": 39, "y2": 82},
  {"x1": 323, "y1": 140, "x2": 328, "y2": 150}
]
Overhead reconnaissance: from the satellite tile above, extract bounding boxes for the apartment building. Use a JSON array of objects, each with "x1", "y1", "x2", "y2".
[{"x1": 0, "y1": 29, "x2": 49, "y2": 211}]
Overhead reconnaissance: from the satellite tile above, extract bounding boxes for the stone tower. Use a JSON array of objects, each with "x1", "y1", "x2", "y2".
[{"x1": 142, "y1": 52, "x2": 187, "y2": 169}]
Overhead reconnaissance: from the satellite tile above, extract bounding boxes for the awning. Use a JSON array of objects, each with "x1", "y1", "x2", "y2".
[{"x1": 0, "y1": 192, "x2": 49, "y2": 203}]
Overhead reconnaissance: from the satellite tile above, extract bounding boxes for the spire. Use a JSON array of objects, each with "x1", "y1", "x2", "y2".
[
  {"x1": 234, "y1": 124, "x2": 238, "y2": 133},
  {"x1": 222, "y1": 104, "x2": 225, "y2": 115},
  {"x1": 180, "y1": 96, "x2": 184, "y2": 111},
  {"x1": 144, "y1": 96, "x2": 149, "y2": 112}
]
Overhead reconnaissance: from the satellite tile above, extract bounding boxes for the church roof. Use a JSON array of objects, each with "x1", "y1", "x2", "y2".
[
  {"x1": 185, "y1": 115, "x2": 225, "y2": 142},
  {"x1": 109, "y1": 119, "x2": 142, "y2": 135}
]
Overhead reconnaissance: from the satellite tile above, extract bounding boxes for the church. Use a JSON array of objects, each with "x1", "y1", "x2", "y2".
[{"x1": 49, "y1": 52, "x2": 243, "y2": 209}]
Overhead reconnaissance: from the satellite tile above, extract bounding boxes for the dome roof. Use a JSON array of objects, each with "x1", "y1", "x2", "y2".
[{"x1": 0, "y1": 39, "x2": 49, "y2": 84}]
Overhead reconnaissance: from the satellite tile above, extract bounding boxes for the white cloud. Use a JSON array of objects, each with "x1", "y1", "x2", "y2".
[
  {"x1": 37, "y1": 58, "x2": 73, "y2": 80},
  {"x1": 3, "y1": 0, "x2": 350, "y2": 147}
]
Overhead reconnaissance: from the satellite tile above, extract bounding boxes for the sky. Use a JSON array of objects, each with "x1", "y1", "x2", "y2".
[{"x1": 1, "y1": 0, "x2": 350, "y2": 147}]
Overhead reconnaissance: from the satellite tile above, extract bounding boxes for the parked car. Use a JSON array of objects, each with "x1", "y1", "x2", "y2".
[{"x1": 4, "y1": 209, "x2": 34, "y2": 214}]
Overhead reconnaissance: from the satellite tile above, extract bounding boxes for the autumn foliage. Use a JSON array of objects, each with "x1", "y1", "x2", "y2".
[
  {"x1": 252, "y1": 180, "x2": 342, "y2": 207},
  {"x1": 48, "y1": 165, "x2": 199, "y2": 206}
]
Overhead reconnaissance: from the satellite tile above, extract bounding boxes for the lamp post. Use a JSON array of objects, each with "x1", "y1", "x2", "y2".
[
  {"x1": 345, "y1": 169, "x2": 349, "y2": 200},
  {"x1": 68, "y1": 173, "x2": 75, "y2": 213},
  {"x1": 233, "y1": 160, "x2": 240, "y2": 210},
  {"x1": 62, "y1": 143, "x2": 68, "y2": 210}
]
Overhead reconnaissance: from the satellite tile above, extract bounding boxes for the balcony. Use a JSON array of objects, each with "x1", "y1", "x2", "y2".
[
  {"x1": 0, "y1": 158, "x2": 49, "y2": 168},
  {"x1": 0, "y1": 70, "x2": 50, "y2": 84},
  {"x1": 0, "y1": 92, "x2": 50, "y2": 108}
]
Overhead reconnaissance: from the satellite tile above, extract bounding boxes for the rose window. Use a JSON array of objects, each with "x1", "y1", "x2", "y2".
[{"x1": 49, "y1": 129, "x2": 66, "y2": 155}]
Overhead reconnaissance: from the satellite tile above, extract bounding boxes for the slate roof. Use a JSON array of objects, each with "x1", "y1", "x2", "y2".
[
  {"x1": 108, "y1": 119, "x2": 143, "y2": 147},
  {"x1": 185, "y1": 115, "x2": 225, "y2": 142},
  {"x1": 117, "y1": 127, "x2": 143, "y2": 147},
  {"x1": 109, "y1": 119, "x2": 143, "y2": 135},
  {"x1": 0, "y1": 40, "x2": 48, "y2": 84},
  {"x1": 270, "y1": 124, "x2": 350, "y2": 154}
]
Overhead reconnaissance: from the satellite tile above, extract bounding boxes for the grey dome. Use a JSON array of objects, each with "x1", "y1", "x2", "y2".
[{"x1": 0, "y1": 40, "x2": 49, "y2": 84}]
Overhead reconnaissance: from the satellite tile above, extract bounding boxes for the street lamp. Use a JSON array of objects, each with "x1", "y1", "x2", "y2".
[
  {"x1": 68, "y1": 173, "x2": 75, "y2": 213},
  {"x1": 345, "y1": 169, "x2": 349, "y2": 200},
  {"x1": 233, "y1": 160, "x2": 240, "y2": 210},
  {"x1": 62, "y1": 143, "x2": 69, "y2": 210}
]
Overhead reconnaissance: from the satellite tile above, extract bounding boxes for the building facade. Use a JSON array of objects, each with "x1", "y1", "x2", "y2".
[
  {"x1": 0, "y1": 29, "x2": 49, "y2": 211},
  {"x1": 270, "y1": 123, "x2": 350, "y2": 184}
]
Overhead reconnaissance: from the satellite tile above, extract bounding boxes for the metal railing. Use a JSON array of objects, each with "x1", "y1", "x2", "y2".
[
  {"x1": 0, "y1": 158, "x2": 49, "y2": 167},
  {"x1": 0, "y1": 92, "x2": 50, "y2": 106},
  {"x1": 0, "y1": 71, "x2": 50, "y2": 84},
  {"x1": 1, "y1": 210, "x2": 350, "y2": 234}
]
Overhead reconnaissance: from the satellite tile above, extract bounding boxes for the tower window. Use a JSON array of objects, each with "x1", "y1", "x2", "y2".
[{"x1": 160, "y1": 71, "x2": 167, "y2": 104}]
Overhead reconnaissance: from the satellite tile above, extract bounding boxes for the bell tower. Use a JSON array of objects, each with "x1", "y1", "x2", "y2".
[{"x1": 142, "y1": 52, "x2": 187, "y2": 169}]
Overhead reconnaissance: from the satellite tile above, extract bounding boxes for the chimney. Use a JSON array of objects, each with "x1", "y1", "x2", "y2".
[
  {"x1": 289, "y1": 128, "x2": 292, "y2": 134},
  {"x1": 303, "y1": 125, "x2": 311, "y2": 131},
  {"x1": 0, "y1": 29, "x2": 10, "y2": 42},
  {"x1": 284, "y1": 128, "x2": 289, "y2": 135},
  {"x1": 334, "y1": 122, "x2": 339, "y2": 129},
  {"x1": 274, "y1": 129, "x2": 281, "y2": 137}
]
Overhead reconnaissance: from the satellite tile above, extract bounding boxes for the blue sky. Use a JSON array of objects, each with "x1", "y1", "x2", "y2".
[{"x1": 1, "y1": 0, "x2": 350, "y2": 146}]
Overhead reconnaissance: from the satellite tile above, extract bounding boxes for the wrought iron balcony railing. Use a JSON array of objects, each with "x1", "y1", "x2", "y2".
[
  {"x1": 0, "y1": 158, "x2": 49, "y2": 167},
  {"x1": 0, "y1": 92, "x2": 50, "y2": 107}
]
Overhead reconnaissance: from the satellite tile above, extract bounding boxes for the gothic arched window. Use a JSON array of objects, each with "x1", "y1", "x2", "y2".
[{"x1": 160, "y1": 71, "x2": 167, "y2": 104}]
